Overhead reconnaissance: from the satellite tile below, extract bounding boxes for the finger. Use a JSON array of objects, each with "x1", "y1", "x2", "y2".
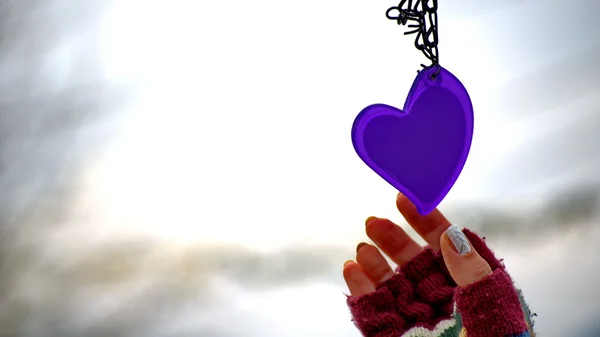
[
  {"x1": 343, "y1": 260, "x2": 376, "y2": 297},
  {"x1": 356, "y1": 243, "x2": 395, "y2": 285},
  {"x1": 365, "y1": 217, "x2": 423, "y2": 266},
  {"x1": 396, "y1": 193, "x2": 451, "y2": 251},
  {"x1": 440, "y1": 225, "x2": 492, "y2": 287}
]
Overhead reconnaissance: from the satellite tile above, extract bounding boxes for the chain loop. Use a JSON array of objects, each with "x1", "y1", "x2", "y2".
[{"x1": 386, "y1": 0, "x2": 440, "y2": 77}]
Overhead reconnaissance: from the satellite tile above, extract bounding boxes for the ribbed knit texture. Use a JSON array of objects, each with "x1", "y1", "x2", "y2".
[{"x1": 347, "y1": 228, "x2": 535, "y2": 337}]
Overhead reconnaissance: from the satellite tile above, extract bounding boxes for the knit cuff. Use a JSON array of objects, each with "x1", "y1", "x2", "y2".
[{"x1": 455, "y1": 268, "x2": 529, "y2": 337}]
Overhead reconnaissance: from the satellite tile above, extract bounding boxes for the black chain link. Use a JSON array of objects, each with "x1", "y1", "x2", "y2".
[{"x1": 385, "y1": 0, "x2": 440, "y2": 77}]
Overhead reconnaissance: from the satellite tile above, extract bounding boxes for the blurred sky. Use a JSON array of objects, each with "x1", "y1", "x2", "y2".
[{"x1": 1, "y1": 0, "x2": 599, "y2": 336}]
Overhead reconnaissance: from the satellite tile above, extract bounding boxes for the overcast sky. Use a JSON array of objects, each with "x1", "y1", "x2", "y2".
[{"x1": 1, "y1": 0, "x2": 599, "y2": 336}]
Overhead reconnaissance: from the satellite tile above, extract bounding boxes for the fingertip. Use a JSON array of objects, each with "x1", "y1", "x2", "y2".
[
  {"x1": 440, "y1": 227, "x2": 492, "y2": 287},
  {"x1": 365, "y1": 216, "x2": 378, "y2": 226},
  {"x1": 396, "y1": 191, "x2": 418, "y2": 205},
  {"x1": 343, "y1": 261, "x2": 376, "y2": 297},
  {"x1": 439, "y1": 230, "x2": 456, "y2": 259},
  {"x1": 342, "y1": 260, "x2": 357, "y2": 283},
  {"x1": 395, "y1": 192, "x2": 421, "y2": 218},
  {"x1": 396, "y1": 192, "x2": 410, "y2": 207},
  {"x1": 343, "y1": 260, "x2": 359, "y2": 277},
  {"x1": 364, "y1": 217, "x2": 395, "y2": 239},
  {"x1": 356, "y1": 242, "x2": 369, "y2": 254},
  {"x1": 442, "y1": 225, "x2": 473, "y2": 256},
  {"x1": 364, "y1": 217, "x2": 424, "y2": 267}
]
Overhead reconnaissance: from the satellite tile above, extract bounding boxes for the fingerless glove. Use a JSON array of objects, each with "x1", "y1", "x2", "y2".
[{"x1": 347, "y1": 229, "x2": 535, "y2": 337}]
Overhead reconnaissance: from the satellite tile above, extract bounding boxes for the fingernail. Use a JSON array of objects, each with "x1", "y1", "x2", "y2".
[
  {"x1": 344, "y1": 260, "x2": 354, "y2": 267},
  {"x1": 444, "y1": 225, "x2": 472, "y2": 255},
  {"x1": 356, "y1": 242, "x2": 369, "y2": 253},
  {"x1": 365, "y1": 216, "x2": 377, "y2": 226}
]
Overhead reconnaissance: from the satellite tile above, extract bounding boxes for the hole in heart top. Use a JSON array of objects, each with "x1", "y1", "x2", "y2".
[{"x1": 352, "y1": 67, "x2": 473, "y2": 215}]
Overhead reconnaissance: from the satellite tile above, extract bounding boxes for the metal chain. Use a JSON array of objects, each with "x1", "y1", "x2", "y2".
[{"x1": 385, "y1": 0, "x2": 440, "y2": 77}]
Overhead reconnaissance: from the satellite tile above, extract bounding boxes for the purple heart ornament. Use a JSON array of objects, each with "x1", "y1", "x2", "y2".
[{"x1": 351, "y1": 66, "x2": 474, "y2": 215}]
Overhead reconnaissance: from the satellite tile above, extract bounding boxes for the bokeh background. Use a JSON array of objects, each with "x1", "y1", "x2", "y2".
[{"x1": 1, "y1": 0, "x2": 599, "y2": 336}]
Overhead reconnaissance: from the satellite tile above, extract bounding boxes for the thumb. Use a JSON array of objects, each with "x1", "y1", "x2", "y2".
[{"x1": 440, "y1": 225, "x2": 492, "y2": 287}]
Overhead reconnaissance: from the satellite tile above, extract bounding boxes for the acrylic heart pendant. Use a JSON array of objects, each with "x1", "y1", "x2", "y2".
[{"x1": 351, "y1": 66, "x2": 474, "y2": 215}]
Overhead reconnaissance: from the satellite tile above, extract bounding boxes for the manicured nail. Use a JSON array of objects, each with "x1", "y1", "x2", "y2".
[
  {"x1": 365, "y1": 216, "x2": 377, "y2": 226},
  {"x1": 356, "y1": 242, "x2": 369, "y2": 253},
  {"x1": 344, "y1": 260, "x2": 354, "y2": 267},
  {"x1": 445, "y1": 225, "x2": 472, "y2": 255}
]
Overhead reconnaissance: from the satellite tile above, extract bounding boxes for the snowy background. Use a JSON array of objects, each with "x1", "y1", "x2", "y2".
[{"x1": 1, "y1": 0, "x2": 599, "y2": 336}]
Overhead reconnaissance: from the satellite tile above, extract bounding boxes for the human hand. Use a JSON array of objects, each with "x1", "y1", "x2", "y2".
[{"x1": 343, "y1": 193, "x2": 535, "y2": 337}]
